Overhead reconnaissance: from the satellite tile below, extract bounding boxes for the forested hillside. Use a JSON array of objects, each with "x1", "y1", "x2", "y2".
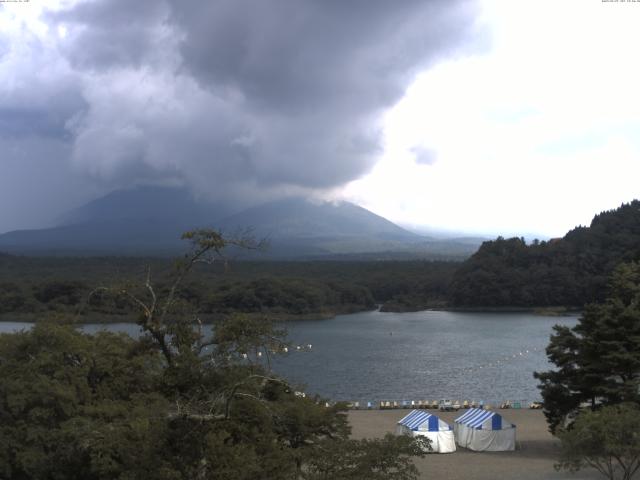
[
  {"x1": 0, "y1": 255, "x2": 457, "y2": 320},
  {"x1": 449, "y1": 201, "x2": 640, "y2": 307},
  {"x1": 2, "y1": 201, "x2": 639, "y2": 317}
]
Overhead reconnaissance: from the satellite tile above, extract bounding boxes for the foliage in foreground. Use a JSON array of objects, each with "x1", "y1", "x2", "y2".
[
  {"x1": 534, "y1": 261, "x2": 640, "y2": 434},
  {"x1": 0, "y1": 230, "x2": 427, "y2": 479},
  {"x1": 0, "y1": 317, "x2": 427, "y2": 479},
  {"x1": 556, "y1": 403, "x2": 640, "y2": 480},
  {"x1": 306, "y1": 434, "x2": 430, "y2": 480},
  {"x1": 0, "y1": 323, "x2": 169, "y2": 480}
]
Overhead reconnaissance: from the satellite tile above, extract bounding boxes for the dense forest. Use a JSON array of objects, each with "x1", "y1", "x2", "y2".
[
  {"x1": 0, "y1": 254, "x2": 457, "y2": 321},
  {"x1": 449, "y1": 201, "x2": 640, "y2": 307},
  {"x1": 1, "y1": 201, "x2": 639, "y2": 319}
]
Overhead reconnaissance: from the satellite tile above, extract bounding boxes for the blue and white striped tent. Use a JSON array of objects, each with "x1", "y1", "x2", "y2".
[
  {"x1": 454, "y1": 408, "x2": 516, "y2": 451},
  {"x1": 396, "y1": 410, "x2": 456, "y2": 453}
]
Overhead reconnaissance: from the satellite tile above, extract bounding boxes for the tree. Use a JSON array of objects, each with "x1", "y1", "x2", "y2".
[
  {"x1": 305, "y1": 434, "x2": 428, "y2": 480},
  {"x1": 450, "y1": 201, "x2": 640, "y2": 309},
  {"x1": 556, "y1": 403, "x2": 640, "y2": 480},
  {"x1": 0, "y1": 229, "x2": 427, "y2": 479},
  {"x1": 103, "y1": 228, "x2": 268, "y2": 368},
  {"x1": 0, "y1": 322, "x2": 170, "y2": 479},
  {"x1": 0, "y1": 282, "x2": 25, "y2": 313},
  {"x1": 534, "y1": 261, "x2": 640, "y2": 433}
]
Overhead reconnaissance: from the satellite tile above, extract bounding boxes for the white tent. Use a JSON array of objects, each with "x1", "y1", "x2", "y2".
[
  {"x1": 454, "y1": 408, "x2": 516, "y2": 451},
  {"x1": 396, "y1": 410, "x2": 456, "y2": 453}
]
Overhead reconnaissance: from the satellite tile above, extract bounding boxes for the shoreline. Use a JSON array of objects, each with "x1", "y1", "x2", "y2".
[
  {"x1": 0, "y1": 305, "x2": 581, "y2": 324},
  {"x1": 437, "y1": 306, "x2": 582, "y2": 316},
  {"x1": 0, "y1": 309, "x2": 370, "y2": 324}
]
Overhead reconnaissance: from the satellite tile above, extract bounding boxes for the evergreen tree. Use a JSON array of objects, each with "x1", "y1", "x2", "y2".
[
  {"x1": 450, "y1": 201, "x2": 640, "y2": 308},
  {"x1": 534, "y1": 262, "x2": 640, "y2": 433}
]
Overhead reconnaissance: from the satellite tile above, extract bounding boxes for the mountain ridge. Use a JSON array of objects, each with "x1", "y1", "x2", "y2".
[
  {"x1": 214, "y1": 197, "x2": 420, "y2": 240},
  {"x1": 0, "y1": 186, "x2": 480, "y2": 258}
]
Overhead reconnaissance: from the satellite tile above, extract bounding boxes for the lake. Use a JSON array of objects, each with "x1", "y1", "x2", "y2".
[{"x1": 0, "y1": 310, "x2": 577, "y2": 405}]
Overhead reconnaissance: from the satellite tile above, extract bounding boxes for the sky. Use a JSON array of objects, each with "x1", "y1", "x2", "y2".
[{"x1": 0, "y1": 0, "x2": 639, "y2": 238}]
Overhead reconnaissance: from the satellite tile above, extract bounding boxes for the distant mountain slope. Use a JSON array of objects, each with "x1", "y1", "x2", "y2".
[
  {"x1": 0, "y1": 187, "x2": 480, "y2": 258},
  {"x1": 216, "y1": 198, "x2": 419, "y2": 240},
  {"x1": 0, "y1": 186, "x2": 227, "y2": 255},
  {"x1": 57, "y1": 185, "x2": 225, "y2": 226},
  {"x1": 213, "y1": 199, "x2": 485, "y2": 258},
  {"x1": 0, "y1": 219, "x2": 192, "y2": 255},
  {"x1": 449, "y1": 201, "x2": 640, "y2": 307}
]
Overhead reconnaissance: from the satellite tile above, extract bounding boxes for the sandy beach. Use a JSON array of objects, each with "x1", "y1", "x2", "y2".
[{"x1": 348, "y1": 409, "x2": 602, "y2": 480}]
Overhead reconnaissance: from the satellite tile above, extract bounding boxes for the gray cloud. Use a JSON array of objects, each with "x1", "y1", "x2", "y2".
[
  {"x1": 171, "y1": 1, "x2": 475, "y2": 110},
  {"x1": 161, "y1": 0, "x2": 479, "y2": 192},
  {"x1": 0, "y1": 0, "x2": 483, "y2": 231},
  {"x1": 0, "y1": 35, "x2": 9, "y2": 60},
  {"x1": 0, "y1": 137, "x2": 99, "y2": 232},
  {"x1": 0, "y1": 31, "x2": 86, "y2": 139},
  {"x1": 0, "y1": 108, "x2": 68, "y2": 139},
  {"x1": 48, "y1": 0, "x2": 172, "y2": 70},
  {"x1": 0, "y1": 85, "x2": 86, "y2": 140},
  {"x1": 411, "y1": 146, "x2": 438, "y2": 166}
]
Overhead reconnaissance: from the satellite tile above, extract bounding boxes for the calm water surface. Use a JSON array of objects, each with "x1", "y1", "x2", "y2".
[{"x1": 0, "y1": 310, "x2": 577, "y2": 405}]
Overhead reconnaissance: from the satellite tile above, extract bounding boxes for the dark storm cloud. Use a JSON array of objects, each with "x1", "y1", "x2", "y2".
[
  {"x1": 48, "y1": 0, "x2": 172, "y2": 70},
  {"x1": 0, "y1": 27, "x2": 86, "y2": 139},
  {"x1": 170, "y1": 0, "x2": 474, "y2": 112},
  {"x1": 0, "y1": 21, "x2": 92, "y2": 232},
  {"x1": 0, "y1": 89, "x2": 86, "y2": 140},
  {"x1": 162, "y1": 0, "x2": 480, "y2": 190},
  {"x1": 1, "y1": 0, "x2": 483, "y2": 231},
  {"x1": 0, "y1": 137, "x2": 99, "y2": 233},
  {"x1": 0, "y1": 108, "x2": 67, "y2": 138}
]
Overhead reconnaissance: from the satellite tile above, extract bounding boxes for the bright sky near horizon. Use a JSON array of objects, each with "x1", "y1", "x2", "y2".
[
  {"x1": 0, "y1": 0, "x2": 639, "y2": 237},
  {"x1": 345, "y1": 0, "x2": 640, "y2": 237}
]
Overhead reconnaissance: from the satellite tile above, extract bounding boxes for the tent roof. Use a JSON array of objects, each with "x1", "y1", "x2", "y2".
[
  {"x1": 397, "y1": 410, "x2": 451, "y2": 432},
  {"x1": 454, "y1": 408, "x2": 514, "y2": 430}
]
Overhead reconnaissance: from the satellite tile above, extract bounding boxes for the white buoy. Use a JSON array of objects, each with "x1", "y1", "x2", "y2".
[{"x1": 283, "y1": 347, "x2": 288, "y2": 353}]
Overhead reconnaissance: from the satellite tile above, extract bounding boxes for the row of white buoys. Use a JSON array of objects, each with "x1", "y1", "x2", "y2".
[
  {"x1": 238, "y1": 343, "x2": 313, "y2": 360},
  {"x1": 269, "y1": 344, "x2": 313, "y2": 355},
  {"x1": 288, "y1": 344, "x2": 313, "y2": 352},
  {"x1": 460, "y1": 347, "x2": 544, "y2": 374}
]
